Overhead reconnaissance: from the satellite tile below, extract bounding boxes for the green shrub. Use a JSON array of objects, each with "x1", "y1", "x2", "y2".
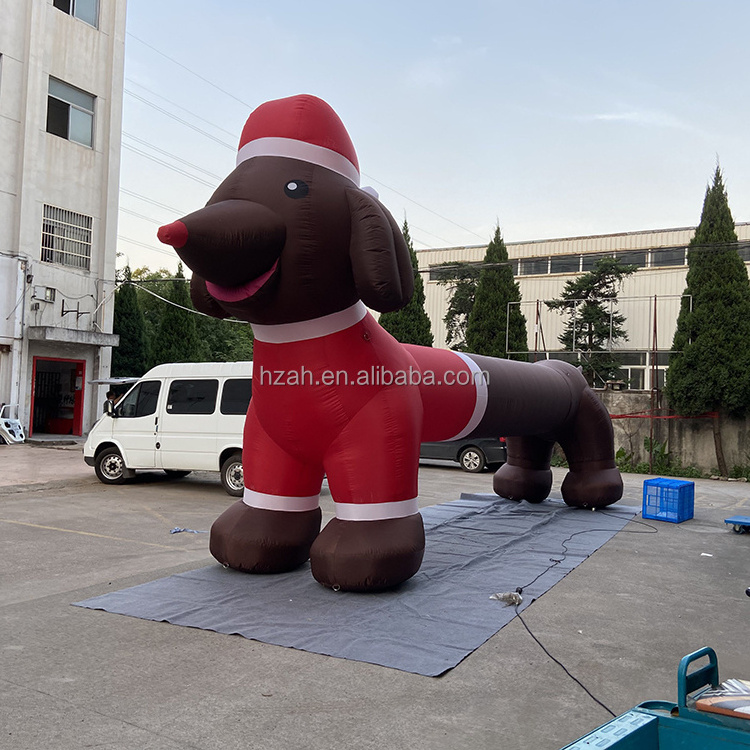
[{"x1": 616, "y1": 438, "x2": 705, "y2": 478}]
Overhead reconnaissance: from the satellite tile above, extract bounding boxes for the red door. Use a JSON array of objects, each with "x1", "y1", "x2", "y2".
[
  {"x1": 30, "y1": 357, "x2": 86, "y2": 436},
  {"x1": 73, "y1": 360, "x2": 85, "y2": 435}
]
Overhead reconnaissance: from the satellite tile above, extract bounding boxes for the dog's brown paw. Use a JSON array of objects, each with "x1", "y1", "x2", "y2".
[
  {"x1": 560, "y1": 466, "x2": 623, "y2": 509},
  {"x1": 210, "y1": 501, "x2": 322, "y2": 573},
  {"x1": 310, "y1": 514, "x2": 425, "y2": 592},
  {"x1": 493, "y1": 463, "x2": 553, "y2": 503}
]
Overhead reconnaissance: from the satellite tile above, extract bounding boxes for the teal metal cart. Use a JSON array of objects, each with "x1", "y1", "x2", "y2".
[{"x1": 561, "y1": 647, "x2": 750, "y2": 749}]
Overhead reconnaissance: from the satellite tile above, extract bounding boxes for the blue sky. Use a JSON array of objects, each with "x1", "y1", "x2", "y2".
[{"x1": 118, "y1": 1, "x2": 750, "y2": 271}]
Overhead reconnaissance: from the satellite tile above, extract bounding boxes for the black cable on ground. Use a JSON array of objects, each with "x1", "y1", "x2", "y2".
[
  {"x1": 514, "y1": 605, "x2": 617, "y2": 718},
  {"x1": 509, "y1": 510, "x2": 659, "y2": 719}
]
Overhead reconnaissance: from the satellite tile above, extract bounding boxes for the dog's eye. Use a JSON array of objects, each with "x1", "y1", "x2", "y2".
[{"x1": 284, "y1": 180, "x2": 309, "y2": 199}]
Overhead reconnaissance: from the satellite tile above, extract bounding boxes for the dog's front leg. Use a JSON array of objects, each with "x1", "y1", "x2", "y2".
[
  {"x1": 210, "y1": 407, "x2": 324, "y2": 573},
  {"x1": 310, "y1": 386, "x2": 425, "y2": 592},
  {"x1": 210, "y1": 502, "x2": 322, "y2": 573}
]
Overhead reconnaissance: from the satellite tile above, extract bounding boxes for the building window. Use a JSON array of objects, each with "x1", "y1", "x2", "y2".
[
  {"x1": 651, "y1": 247, "x2": 686, "y2": 267},
  {"x1": 613, "y1": 367, "x2": 645, "y2": 390},
  {"x1": 581, "y1": 253, "x2": 614, "y2": 271},
  {"x1": 550, "y1": 255, "x2": 581, "y2": 274},
  {"x1": 52, "y1": 0, "x2": 99, "y2": 28},
  {"x1": 615, "y1": 250, "x2": 648, "y2": 268},
  {"x1": 428, "y1": 262, "x2": 482, "y2": 282},
  {"x1": 47, "y1": 78, "x2": 95, "y2": 147},
  {"x1": 41, "y1": 205, "x2": 92, "y2": 270},
  {"x1": 519, "y1": 258, "x2": 549, "y2": 276}
]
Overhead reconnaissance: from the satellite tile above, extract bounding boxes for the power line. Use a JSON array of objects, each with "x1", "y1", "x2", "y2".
[
  {"x1": 125, "y1": 80, "x2": 239, "y2": 139},
  {"x1": 124, "y1": 89, "x2": 236, "y2": 150},
  {"x1": 361, "y1": 171, "x2": 488, "y2": 241},
  {"x1": 122, "y1": 142, "x2": 218, "y2": 188},
  {"x1": 123, "y1": 132, "x2": 224, "y2": 180},
  {"x1": 123, "y1": 36, "x2": 484, "y2": 246},
  {"x1": 406, "y1": 223, "x2": 455, "y2": 247},
  {"x1": 119, "y1": 207, "x2": 164, "y2": 225},
  {"x1": 125, "y1": 280, "x2": 250, "y2": 324},
  {"x1": 126, "y1": 33, "x2": 255, "y2": 110},
  {"x1": 119, "y1": 188, "x2": 187, "y2": 216},
  {"x1": 117, "y1": 234, "x2": 177, "y2": 259},
  {"x1": 422, "y1": 240, "x2": 750, "y2": 275}
]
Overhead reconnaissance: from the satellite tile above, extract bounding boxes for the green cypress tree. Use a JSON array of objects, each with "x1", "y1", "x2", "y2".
[
  {"x1": 111, "y1": 267, "x2": 148, "y2": 377},
  {"x1": 150, "y1": 263, "x2": 202, "y2": 365},
  {"x1": 665, "y1": 166, "x2": 750, "y2": 474},
  {"x1": 378, "y1": 219, "x2": 433, "y2": 346},
  {"x1": 545, "y1": 257, "x2": 637, "y2": 386},
  {"x1": 437, "y1": 262, "x2": 480, "y2": 351},
  {"x1": 464, "y1": 225, "x2": 528, "y2": 360}
]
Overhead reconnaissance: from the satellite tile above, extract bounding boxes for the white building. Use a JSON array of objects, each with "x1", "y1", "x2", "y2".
[
  {"x1": 419, "y1": 222, "x2": 750, "y2": 390},
  {"x1": 0, "y1": 0, "x2": 127, "y2": 437}
]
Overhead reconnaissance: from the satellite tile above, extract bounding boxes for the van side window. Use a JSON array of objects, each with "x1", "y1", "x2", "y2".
[
  {"x1": 167, "y1": 379, "x2": 218, "y2": 415},
  {"x1": 118, "y1": 381, "x2": 161, "y2": 418},
  {"x1": 220, "y1": 378, "x2": 252, "y2": 415}
]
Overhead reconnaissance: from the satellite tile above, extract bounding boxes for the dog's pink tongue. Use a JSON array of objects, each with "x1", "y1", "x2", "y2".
[{"x1": 206, "y1": 261, "x2": 279, "y2": 302}]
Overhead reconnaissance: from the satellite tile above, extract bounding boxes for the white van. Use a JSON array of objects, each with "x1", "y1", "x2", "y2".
[{"x1": 84, "y1": 362, "x2": 252, "y2": 496}]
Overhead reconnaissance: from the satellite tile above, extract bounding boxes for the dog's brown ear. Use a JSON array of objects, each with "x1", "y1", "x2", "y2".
[
  {"x1": 347, "y1": 189, "x2": 414, "y2": 313},
  {"x1": 190, "y1": 274, "x2": 229, "y2": 319}
]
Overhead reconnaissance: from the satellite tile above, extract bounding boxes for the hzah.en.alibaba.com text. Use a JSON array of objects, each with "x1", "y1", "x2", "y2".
[{"x1": 256, "y1": 365, "x2": 490, "y2": 387}]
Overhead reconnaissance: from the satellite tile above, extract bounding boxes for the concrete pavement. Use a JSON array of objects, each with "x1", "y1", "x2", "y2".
[
  {"x1": 1, "y1": 442, "x2": 749, "y2": 749},
  {"x1": 0, "y1": 439, "x2": 92, "y2": 492}
]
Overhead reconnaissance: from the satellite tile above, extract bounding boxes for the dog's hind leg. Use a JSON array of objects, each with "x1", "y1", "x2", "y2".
[
  {"x1": 462, "y1": 356, "x2": 623, "y2": 508},
  {"x1": 552, "y1": 386, "x2": 624, "y2": 508},
  {"x1": 492, "y1": 434, "x2": 556, "y2": 503}
]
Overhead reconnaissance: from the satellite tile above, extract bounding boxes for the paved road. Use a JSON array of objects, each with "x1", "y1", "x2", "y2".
[{"x1": 1, "y1": 443, "x2": 749, "y2": 749}]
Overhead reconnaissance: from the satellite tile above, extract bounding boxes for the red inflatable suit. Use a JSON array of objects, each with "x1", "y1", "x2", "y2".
[{"x1": 158, "y1": 94, "x2": 623, "y2": 592}]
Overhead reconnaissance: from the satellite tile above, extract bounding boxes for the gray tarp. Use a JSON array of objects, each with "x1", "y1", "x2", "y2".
[{"x1": 74, "y1": 494, "x2": 637, "y2": 676}]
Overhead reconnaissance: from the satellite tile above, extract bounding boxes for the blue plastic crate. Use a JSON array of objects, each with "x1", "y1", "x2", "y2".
[{"x1": 642, "y1": 478, "x2": 694, "y2": 523}]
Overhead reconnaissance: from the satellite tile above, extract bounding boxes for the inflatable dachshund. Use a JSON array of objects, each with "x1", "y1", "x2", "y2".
[{"x1": 158, "y1": 94, "x2": 623, "y2": 592}]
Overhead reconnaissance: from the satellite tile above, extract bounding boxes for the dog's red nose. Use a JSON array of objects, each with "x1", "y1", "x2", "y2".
[{"x1": 157, "y1": 220, "x2": 189, "y2": 249}]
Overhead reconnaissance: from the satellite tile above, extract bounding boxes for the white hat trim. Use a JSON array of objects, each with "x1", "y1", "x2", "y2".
[{"x1": 236, "y1": 136, "x2": 360, "y2": 186}]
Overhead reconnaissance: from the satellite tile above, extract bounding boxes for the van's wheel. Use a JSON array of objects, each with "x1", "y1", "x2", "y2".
[
  {"x1": 95, "y1": 447, "x2": 127, "y2": 484},
  {"x1": 459, "y1": 446, "x2": 486, "y2": 473},
  {"x1": 220, "y1": 452, "x2": 244, "y2": 497},
  {"x1": 164, "y1": 470, "x2": 191, "y2": 479}
]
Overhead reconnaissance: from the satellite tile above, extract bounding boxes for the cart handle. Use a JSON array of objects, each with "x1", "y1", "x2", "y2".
[{"x1": 678, "y1": 647, "x2": 719, "y2": 707}]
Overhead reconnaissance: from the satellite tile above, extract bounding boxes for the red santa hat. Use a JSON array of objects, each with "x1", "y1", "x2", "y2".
[{"x1": 236, "y1": 94, "x2": 360, "y2": 186}]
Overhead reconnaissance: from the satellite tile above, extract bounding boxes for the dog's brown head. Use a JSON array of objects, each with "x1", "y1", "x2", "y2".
[{"x1": 157, "y1": 95, "x2": 413, "y2": 325}]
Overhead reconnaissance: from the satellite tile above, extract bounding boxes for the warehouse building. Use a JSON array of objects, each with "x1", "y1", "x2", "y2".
[
  {"x1": 0, "y1": 0, "x2": 127, "y2": 437},
  {"x1": 419, "y1": 222, "x2": 750, "y2": 390}
]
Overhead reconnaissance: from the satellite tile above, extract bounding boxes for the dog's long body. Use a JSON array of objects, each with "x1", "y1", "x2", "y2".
[{"x1": 158, "y1": 95, "x2": 623, "y2": 591}]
